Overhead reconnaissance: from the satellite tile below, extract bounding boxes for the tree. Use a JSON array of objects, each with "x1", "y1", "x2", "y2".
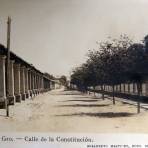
[
  {"x1": 126, "y1": 43, "x2": 148, "y2": 113},
  {"x1": 44, "y1": 73, "x2": 55, "y2": 79},
  {"x1": 71, "y1": 34, "x2": 148, "y2": 113},
  {"x1": 59, "y1": 75, "x2": 68, "y2": 87},
  {"x1": 143, "y1": 35, "x2": 148, "y2": 54},
  {"x1": 71, "y1": 66, "x2": 87, "y2": 92},
  {"x1": 94, "y1": 35, "x2": 132, "y2": 104}
]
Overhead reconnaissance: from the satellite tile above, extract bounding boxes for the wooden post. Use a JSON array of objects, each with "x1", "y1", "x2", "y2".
[{"x1": 5, "y1": 16, "x2": 11, "y2": 117}]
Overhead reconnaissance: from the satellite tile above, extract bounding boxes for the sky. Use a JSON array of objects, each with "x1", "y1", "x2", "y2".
[{"x1": 0, "y1": 0, "x2": 148, "y2": 77}]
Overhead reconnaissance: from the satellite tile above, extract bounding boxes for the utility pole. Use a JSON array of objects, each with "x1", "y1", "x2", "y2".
[{"x1": 5, "y1": 16, "x2": 11, "y2": 117}]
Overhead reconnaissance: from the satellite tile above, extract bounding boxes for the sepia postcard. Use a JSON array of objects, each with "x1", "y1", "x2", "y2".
[{"x1": 0, "y1": 0, "x2": 148, "y2": 147}]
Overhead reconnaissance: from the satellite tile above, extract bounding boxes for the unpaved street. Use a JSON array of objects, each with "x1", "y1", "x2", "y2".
[{"x1": 0, "y1": 89, "x2": 148, "y2": 133}]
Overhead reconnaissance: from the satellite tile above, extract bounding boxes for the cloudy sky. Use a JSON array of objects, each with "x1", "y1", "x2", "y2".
[{"x1": 0, "y1": 0, "x2": 148, "y2": 76}]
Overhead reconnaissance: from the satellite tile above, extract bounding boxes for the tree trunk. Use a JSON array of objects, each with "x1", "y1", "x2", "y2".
[
  {"x1": 137, "y1": 82, "x2": 142, "y2": 114},
  {"x1": 93, "y1": 86, "x2": 96, "y2": 97},
  {"x1": 88, "y1": 88, "x2": 91, "y2": 95},
  {"x1": 119, "y1": 84, "x2": 121, "y2": 92},
  {"x1": 112, "y1": 85, "x2": 115, "y2": 105},
  {"x1": 101, "y1": 85, "x2": 104, "y2": 100},
  {"x1": 84, "y1": 86, "x2": 87, "y2": 94}
]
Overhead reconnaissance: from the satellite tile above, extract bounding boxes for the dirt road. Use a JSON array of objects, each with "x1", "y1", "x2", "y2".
[{"x1": 0, "y1": 89, "x2": 148, "y2": 133}]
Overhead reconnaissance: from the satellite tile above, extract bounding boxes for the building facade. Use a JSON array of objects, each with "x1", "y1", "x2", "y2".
[{"x1": 0, "y1": 44, "x2": 56, "y2": 108}]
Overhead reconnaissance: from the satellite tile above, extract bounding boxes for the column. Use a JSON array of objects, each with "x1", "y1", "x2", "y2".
[
  {"x1": 48, "y1": 80, "x2": 50, "y2": 90},
  {"x1": 25, "y1": 68, "x2": 29, "y2": 98},
  {"x1": 40, "y1": 75, "x2": 44, "y2": 92},
  {"x1": 29, "y1": 70, "x2": 33, "y2": 98},
  {"x1": 38, "y1": 75, "x2": 41, "y2": 93},
  {"x1": 39, "y1": 75, "x2": 41, "y2": 93},
  {"x1": 41, "y1": 76, "x2": 44, "y2": 92},
  {"x1": 34, "y1": 72, "x2": 37, "y2": 95},
  {"x1": 20, "y1": 66, "x2": 26, "y2": 100},
  {"x1": 36, "y1": 74, "x2": 39, "y2": 94},
  {"x1": 44, "y1": 79, "x2": 46, "y2": 91},
  {"x1": 8, "y1": 60, "x2": 15, "y2": 105},
  {"x1": 31, "y1": 71, "x2": 35, "y2": 96},
  {"x1": 14, "y1": 63, "x2": 21, "y2": 102},
  {"x1": 0, "y1": 56, "x2": 6, "y2": 108},
  {"x1": 28, "y1": 71, "x2": 31, "y2": 97},
  {"x1": 28, "y1": 70, "x2": 30, "y2": 95}
]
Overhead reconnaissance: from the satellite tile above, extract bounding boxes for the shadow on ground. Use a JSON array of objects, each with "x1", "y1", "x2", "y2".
[
  {"x1": 51, "y1": 90, "x2": 90, "y2": 96},
  {"x1": 51, "y1": 93, "x2": 82, "y2": 96},
  {"x1": 55, "y1": 104, "x2": 110, "y2": 108},
  {"x1": 58, "y1": 99, "x2": 101, "y2": 103},
  {"x1": 72, "y1": 96, "x2": 104, "y2": 100},
  {"x1": 55, "y1": 112, "x2": 135, "y2": 118}
]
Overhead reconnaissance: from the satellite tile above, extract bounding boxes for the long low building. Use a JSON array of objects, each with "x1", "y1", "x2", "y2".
[{"x1": 0, "y1": 44, "x2": 56, "y2": 108}]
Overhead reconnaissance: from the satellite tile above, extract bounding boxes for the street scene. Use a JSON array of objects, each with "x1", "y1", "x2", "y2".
[
  {"x1": 0, "y1": 88, "x2": 148, "y2": 133},
  {"x1": 1, "y1": 0, "x2": 148, "y2": 134}
]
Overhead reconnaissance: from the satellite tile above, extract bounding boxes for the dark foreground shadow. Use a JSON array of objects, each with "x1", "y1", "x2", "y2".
[
  {"x1": 59, "y1": 99, "x2": 100, "y2": 103},
  {"x1": 55, "y1": 112, "x2": 134, "y2": 118},
  {"x1": 73, "y1": 96, "x2": 104, "y2": 100},
  {"x1": 52, "y1": 93, "x2": 82, "y2": 96},
  {"x1": 55, "y1": 104, "x2": 110, "y2": 108}
]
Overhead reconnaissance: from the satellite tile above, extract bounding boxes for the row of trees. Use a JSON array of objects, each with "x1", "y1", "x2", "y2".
[
  {"x1": 59, "y1": 75, "x2": 68, "y2": 87},
  {"x1": 70, "y1": 35, "x2": 148, "y2": 113}
]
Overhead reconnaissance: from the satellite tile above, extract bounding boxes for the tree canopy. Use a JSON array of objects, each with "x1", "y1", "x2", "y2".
[{"x1": 71, "y1": 34, "x2": 148, "y2": 91}]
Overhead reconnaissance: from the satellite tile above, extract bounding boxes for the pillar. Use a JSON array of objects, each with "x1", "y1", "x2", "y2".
[
  {"x1": 39, "y1": 75, "x2": 41, "y2": 93},
  {"x1": 38, "y1": 75, "x2": 41, "y2": 93},
  {"x1": 29, "y1": 70, "x2": 33, "y2": 98},
  {"x1": 20, "y1": 66, "x2": 26, "y2": 100},
  {"x1": 25, "y1": 68, "x2": 29, "y2": 98},
  {"x1": 36, "y1": 74, "x2": 39, "y2": 94},
  {"x1": 0, "y1": 56, "x2": 6, "y2": 108},
  {"x1": 34, "y1": 72, "x2": 37, "y2": 95},
  {"x1": 8, "y1": 60, "x2": 15, "y2": 105},
  {"x1": 14, "y1": 63, "x2": 21, "y2": 102},
  {"x1": 41, "y1": 76, "x2": 45, "y2": 92},
  {"x1": 29, "y1": 70, "x2": 31, "y2": 97},
  {"x1": 31, "y1": 71, "x2": 35, "y2": 96}
]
